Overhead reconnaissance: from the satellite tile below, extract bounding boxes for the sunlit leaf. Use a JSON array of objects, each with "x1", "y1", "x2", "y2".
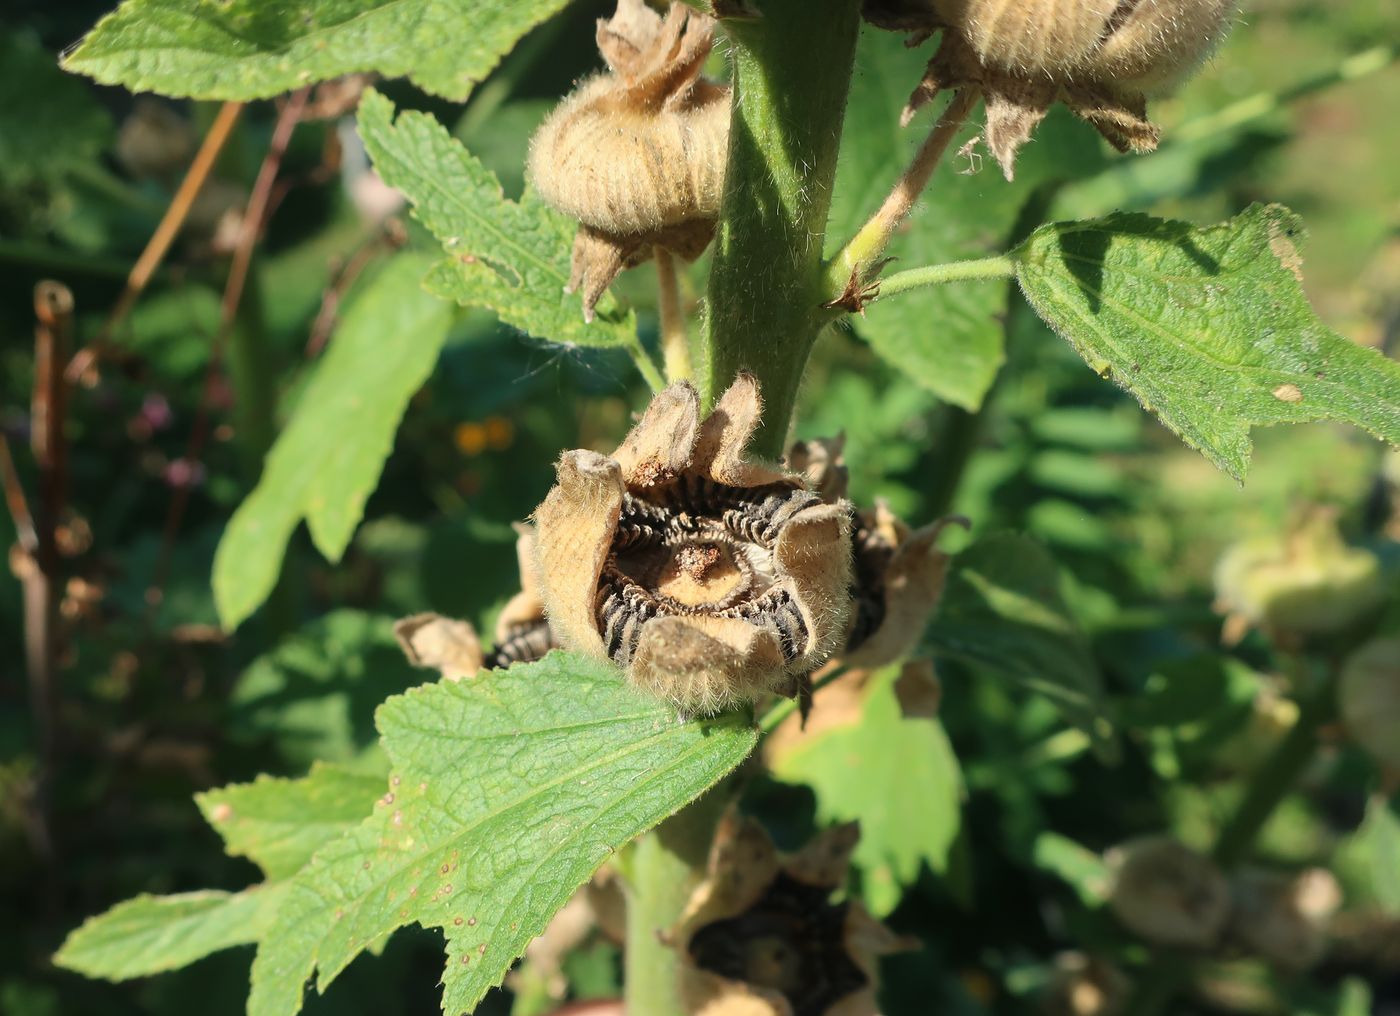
[
  {"x1": 62, "y1": 0, "x2": 569, "y2": 101},
  {"x1": 773, "y1": 665, "x2": 962, "y2": 917},
  {"x1": 248, "y1": 651, "x2": 756, "y2": 1016},
  {"x1": 1012, "y1": 204, "x2": 1400, "y2": 479},
  {"x1": 212, "y1": 253, "x2": 453, "y2": 631},
  {"x1": 357, "y1": 90, "x2": 638, "y2": 348}
]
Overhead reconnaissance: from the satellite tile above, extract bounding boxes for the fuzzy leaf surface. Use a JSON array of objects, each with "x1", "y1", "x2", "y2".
[
  {"x1": 926, "y1": 533, "x2": 1113, "y2": 755},
  {"x1": 1012, "y1": 204, "x2": 1400, "y2": 479},
  {"x1": 826, "y1": 31, "x2": 1105, "y2": 410},
  {"x1": 213, "y1": 253, "x2": 453, "y2": 631},
  {"x1": 55, "y1": 887, "x2": 287, "y2": 980},
  {"x1": 356, "y1": 90, "x2": 637, "y2": 348},
  {"x1": 198, "y1": 764, "x2": 386, "y2": 881},
  {"x1": 61, "y1": 0, "x2": 569, "y2": 101},
  {"x1": 248, "y1": 651, "x2": 757, "y2": 1016},
  {"x1": 774, "y1": 666, "x2": 962, "y2": 916}
]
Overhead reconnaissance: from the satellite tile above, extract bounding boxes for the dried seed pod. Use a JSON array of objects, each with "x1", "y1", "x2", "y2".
[
  {"x1": 528, "y1": 0, "x2": 730, "y2": 320},
  {"x1": 786, "y1": 436, "x2": 961, "y2": 668},
  {"x1": 1106, "y1": 836, "x2": 1230, "y2": 950},
  {"x1": 116, "y1": 98, "x2": 195, "y2": 180},
  {"x1": 533, "y1": 376, "x2": 854, "y2": 715},
  {"x1": 393, "y1": 526, "x2": 557, "y2": 681},
  {"x1": 875, "y1": 0, "x2": 1238, "y2": 178},
  {"x1": 1228, "y1": 867, "x2": 1341, "y2": 971},
  {"x1": 675, "y1": 813, "x2": 911, "y2": 1016},
  {"x1": 1040, "y1": 953, "x2": 1129, "y2": 1016},
  {"x1": 1213, "y1": 508, "x2": 1384, "y2": 645},
  {"x1": 1339, "y1": 637, "x2": 1400, "y2": 771}
]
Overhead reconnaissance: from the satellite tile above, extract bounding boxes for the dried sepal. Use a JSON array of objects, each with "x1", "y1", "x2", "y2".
[
  {"x1": 881, "y1": 0, "x2": 1237, "y2": 179},
  {"x1": 394, "y1": 527, "x2": 557, "y2": 681},
  {"x1": 675, "y1": 814, "x2": 910, "y2": 1016},
  {"x1": 532, "y1": 376, "x2": 854, "y2": 714},
  {"x1": 785, "y1": 435, "x2": 850, "y2": 503},
  {"x1": 528, "y1": 0, "x2": 730, "y2": 319}
]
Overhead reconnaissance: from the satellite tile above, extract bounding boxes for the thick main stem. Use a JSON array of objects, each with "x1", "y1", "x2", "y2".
[
  {"x1": 623, "y1": 791, "x2": 728, "y2": 1015},
  {"x1": 702, "y1": 0, "x2": 864, "y2": 459},
  {"x1": 655, "y1": 248, "x2": 691, "y2": 382}
]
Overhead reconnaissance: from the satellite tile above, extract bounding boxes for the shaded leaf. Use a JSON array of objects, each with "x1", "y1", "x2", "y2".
[
  {"x1": 213, "y1": 253, "x2": 453, "y2": 631},
  {"x1": 826, "y1": 31, "x2": 1105, "y2": 410},
  {"x1": 62, "y1": 0, "x2": 569, "y2": 102},
  {"x1": 248, "y1": 651, "x2": 756, "y2": 1016},
  {"x1": 0, "y1": 34, "x2": 113, "y2": 185},
  {"x1": 773, "y1": 666, "x2": 962, "y2": 917},
  {"x1": 197, "y1": 763, "x2": 386, "y2": 882},
  {"x1": 1012, "y1": 204, "x2": 1400, "y2": 479},
  {"x1": 56, "y1": 887, "x2": 287, "y2": 980},
  {"x1": 356, "y1": 90, "x2": 637, "y2": 348},
  {"x1": 229, "y1": 610, "x2": 419, "y2": 770},
  {"x1": 926, "y1": 533, "x2": 1114, "y2": 757}
]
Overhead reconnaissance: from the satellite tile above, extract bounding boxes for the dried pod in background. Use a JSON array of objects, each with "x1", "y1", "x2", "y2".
[
  {"x1": 1228, "y1": 867, "x2": 1341, "y2": 971},
  {"x1": 1106, "y1": 835, "x2": 1231, "y2": 949},
  {"x1": 1338, "y1": 636, "x2": 1400, "y2": 772},
  {"x1": 528, "y1": 0, "x2": 730, "y2": 319},
  {"x1": 1040, "y1": 952, "x2": 1129, "y2": 1016},
  {"x1": 533, "y1": 376, "x2": 853, "y2": 715},
  {"x1": 675, "y1": 813, "x2": 911, "y2": 1016}
]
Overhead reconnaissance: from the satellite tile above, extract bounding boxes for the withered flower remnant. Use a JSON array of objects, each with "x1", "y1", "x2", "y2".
[
  {"x1": 675, "y1": 814, "x2": 910, "y2": 1016},
  {"x1": 533, "y1": 376, "x2": 853, "y2": 715},
  {"x1": 528, "y1": 0, "x2": 730, "y2": 320},
  {"x1": 867, "y1": 0, "x2": 1238, "y2": 179},
  {"x1": 1227, "y1": 867, "x2": 1341, "y2": 971},
  {"x1": 393, "y1": 525, "x2": 557, "y2": 681}
]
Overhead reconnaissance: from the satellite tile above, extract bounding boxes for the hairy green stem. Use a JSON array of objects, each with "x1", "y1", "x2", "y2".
[
  {"x1": 655, "y1": 248, "x2": 692, "y2": 383},
  {"x1": 623, "y1": 791, "x2": 728, "y2": 1016},
  {"x1": 872, "y1": 254, "x2": 1017, "y2": 306},
  {"x1": 702, "y1": 0, "x2": 864, "y2": 459},
  {"x1": 1127, "y1": 664, "x2": 1340, "y2": 1016}
]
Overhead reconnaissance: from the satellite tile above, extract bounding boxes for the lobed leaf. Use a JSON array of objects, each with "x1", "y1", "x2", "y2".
[
  {"x1": 356, "y1": 90, "x2": 638, "y2": 348},
  {"x1": 61, "y1": 0, "x2": 569, "y2": 102},
  {"x1": 1012, "y1": 203, "x2": 1400, "y2": 480},
  {"x1": 926, "y1": 533, "x2": 1115, "y2": 757},
  {"x1": 55, "y1": 887, "x2": 287, "y2": 980},
  {"x1": 197, "y1": 764, "x2": 386, "y2": 882},
  {"x1": 212, "y1": 254, "x2": 453, "y2": 632},
  {"x1": 773, "y1": 665, "x2": 962, "y2": 917},
  {"x1": 248, "y1": 651, "x2": 757, "y2": 1016}
]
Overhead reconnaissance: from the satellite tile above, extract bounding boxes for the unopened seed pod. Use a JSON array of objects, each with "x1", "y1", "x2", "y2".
[
  {"x1": 1106, "y1": 836, "x2": 1230, "y2": 949},
  {"x1": 1213, "y1": 510, "x2": 1384, "y2": 642},
  {"x1": 1339, "y1": 637, "x2": 1400, "y2": 771},
  {"x1": 527, "y1": 0, "x2": 730, "y2": 318}
]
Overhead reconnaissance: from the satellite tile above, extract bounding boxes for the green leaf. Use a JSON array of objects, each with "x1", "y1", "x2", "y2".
[
  {"x1": 1011, "y1": 203, "x2": 1400, "y2": 480},
  {"x1": 356, "y1": 90, "x2": 638, "y2": 348},
  {"x1": 825, "y1": 31, "x2": 1105, "y2": 410},
  {"x1": 248, "y1": 651, "x2": 756, "y2": 1016},
  {"x1": 230, "y1": 610, "x2": 420, "y2": 770},
  {"x1": 1032, "y1": 832, "x2": 1110, "y2": 908},
  {"x1": 197, "y1": 764, "x2": 386, "y2": 881},
  {"x1": 926, "y1": 533, "x2": 1115, "y2": 758},
  {"x1": 1357, "y1": 794, "x2": 1400, "y2": 913},
  {"x1": 62, "y1": 0, "x2": 569, "y2": 102},
  {"x1": 0, "y1": 34, "x2": 113, "y2": 185},
  {"x1": 213, "y1": 253, "x2": 453, "y2": 631},
  {"x1": 55, "y1": 886, "x2": 287, "y2": 980},
  {"x1": 773, "y1": 666, "x2": 962, "y2": 917}
]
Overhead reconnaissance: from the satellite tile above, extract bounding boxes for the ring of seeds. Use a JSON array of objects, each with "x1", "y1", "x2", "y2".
[{"x1": 595, "y1": 479, "x2": 822, "y2": 668}]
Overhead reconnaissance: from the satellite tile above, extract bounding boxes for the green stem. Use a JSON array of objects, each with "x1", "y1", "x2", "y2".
[
  {"x1": 627, "y1": 337, "x2": 667, "y2": 392},
  {"x1": 872, "y1": 254, "x2": 1017, "y2": 306},
  {"x1": 1127, "y1": 664, "x2": 1340, "y2": 1016},
  {"x1": 702, "y1": 0, "x2": 864, "y2": 459},
  {"x1": 623, "y1": 791, "x2": 728, "y2": 1016}
]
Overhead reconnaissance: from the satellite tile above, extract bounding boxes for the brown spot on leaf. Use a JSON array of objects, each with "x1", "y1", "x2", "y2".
[{"x1": 1272, "y1": 383, "x2": 1304, "y2": 403}]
